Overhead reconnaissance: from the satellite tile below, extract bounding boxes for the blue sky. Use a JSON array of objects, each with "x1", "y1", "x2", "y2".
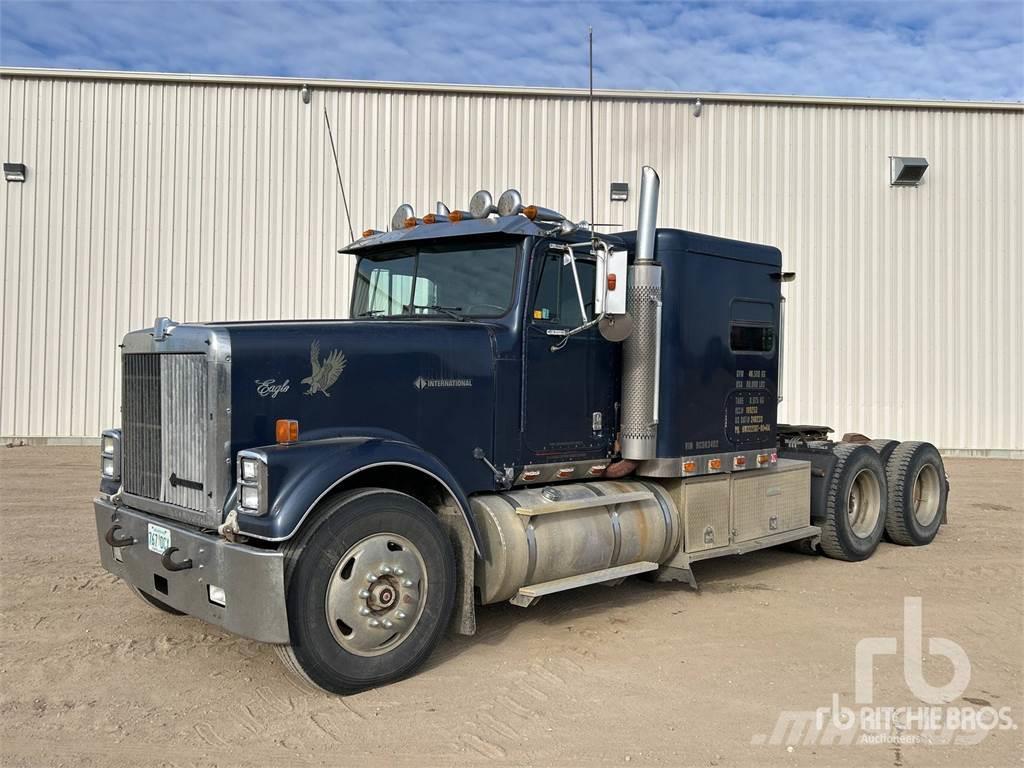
[{"x1": 2, "y1": 1, "x2": 1022, "y2": 101}]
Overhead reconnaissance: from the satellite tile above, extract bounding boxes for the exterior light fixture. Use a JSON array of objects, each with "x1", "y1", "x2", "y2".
[
  {"x1": 890, "y1": 156, "x2": 928, "y2": 187},
  {"x1": 692, "y1": 99, "x2": 702, "y2": 118},
  {"x1": 4, "y1": 162, "x2": 26, "y2": 182},
  {"x1": 300, "y1": 84, "x2": 311, "y2": 105},
  {"x1": 610, "y1": 182, "x2": 629, "y2": 202}
]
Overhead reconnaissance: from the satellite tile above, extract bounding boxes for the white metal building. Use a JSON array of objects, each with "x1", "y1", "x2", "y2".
[{"x1": 1, "y1": 68, "x2": 1022, "y2": 455}]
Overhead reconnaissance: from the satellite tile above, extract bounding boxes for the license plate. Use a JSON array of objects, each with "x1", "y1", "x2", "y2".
[{"x1": 148, "y1": 523, "x2": 171, "y2": 554}]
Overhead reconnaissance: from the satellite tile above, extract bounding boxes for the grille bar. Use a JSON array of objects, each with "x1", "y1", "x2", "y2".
[
  {"x1": 122, "y1": 353, "x2": 208, "y2": 516},
  {"x1": 160, "y1": 355, "x2": 208, "y2": 511},
  {"x1": 123, "y1": 354, "x2": 162, "y2": 499}
]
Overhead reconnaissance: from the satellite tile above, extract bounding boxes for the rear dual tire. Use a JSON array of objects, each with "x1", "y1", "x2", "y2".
[
  {"x1": 818, "y1": 444, "x2": 888, "y2": 561},
  {"x1": 882, "y1": 441, "x2": 947, "y2": 546}
]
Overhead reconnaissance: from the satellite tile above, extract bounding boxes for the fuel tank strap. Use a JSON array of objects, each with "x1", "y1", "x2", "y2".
[{"x1": 513, "y1": 490, "x2": 654, "y2": 517}]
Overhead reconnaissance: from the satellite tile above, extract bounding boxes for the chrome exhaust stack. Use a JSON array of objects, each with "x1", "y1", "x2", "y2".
[{"x1": 620, "y1": 166, "x2": 663, "y2": 461}]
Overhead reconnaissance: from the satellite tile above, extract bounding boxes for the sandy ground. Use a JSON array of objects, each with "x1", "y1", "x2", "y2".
[{"x1": 0, "y1": 448, "x2": 1021, "y2": 768}]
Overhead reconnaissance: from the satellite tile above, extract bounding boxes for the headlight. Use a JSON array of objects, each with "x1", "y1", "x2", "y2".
[
  {"x1": 240, "y1": 457, "x2": 259, "y2": 482},
  {"x1": 100, "y1": 429, "x2": 121, "y2": 483},
  {"x1": 240, "y1": 484, "x2": 260, "y2": 510},
  {"x1": 236, "y1": 451, "x2": 267, "y2": 515}
]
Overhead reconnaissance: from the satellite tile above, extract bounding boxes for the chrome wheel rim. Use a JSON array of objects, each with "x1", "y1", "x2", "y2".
[
  {"x1": 912, "y1": 464, "x2": 941, "y2": 526},
  {"x1": 847, "y1": 468, "x2": 881, "y2": 538},
  {"x1": 325, "y1": 533, "x2": 427, "y2": 657}
]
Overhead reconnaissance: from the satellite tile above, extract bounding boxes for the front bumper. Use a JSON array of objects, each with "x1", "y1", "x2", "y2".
[{"x1": 94, "y1": 497, "x2": 289, "y2": 643}]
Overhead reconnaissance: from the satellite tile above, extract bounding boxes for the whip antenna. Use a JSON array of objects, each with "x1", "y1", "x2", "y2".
[
  {"x1": 323, "y1": 107, "x2": 355, "y2": 242},
  {"x1": 588, "y1": 25, "x2": 596, "y2": 236}
]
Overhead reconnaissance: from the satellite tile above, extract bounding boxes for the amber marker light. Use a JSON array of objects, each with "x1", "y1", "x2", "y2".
[{"x1": 276, "y1": 419, "x2": 299, "y2": 443}]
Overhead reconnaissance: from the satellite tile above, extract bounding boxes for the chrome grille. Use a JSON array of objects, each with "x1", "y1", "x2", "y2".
[
  {"x1": 122, "y1": 354, "x2": 162, "y2": 499},
  {"x1": 123, "y1": 353, "x2": 208, "y2": 514},
  {"x1": 160, "y1": 355, "x2": 208, "y2": 511}
]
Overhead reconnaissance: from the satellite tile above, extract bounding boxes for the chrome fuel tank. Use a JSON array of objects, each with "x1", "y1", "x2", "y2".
[{"x1": 470, "y1": 480, "x2": 679, "y2": 604}]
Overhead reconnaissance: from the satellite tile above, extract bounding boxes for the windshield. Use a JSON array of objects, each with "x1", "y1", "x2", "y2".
[{"x1": 351, "y1": 241, "x2": 519, "y2": 319}]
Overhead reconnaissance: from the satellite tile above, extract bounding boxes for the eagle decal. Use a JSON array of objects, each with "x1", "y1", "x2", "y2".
[{"x1": 301, "y1": 340, "x2": 346, "y2": 397}]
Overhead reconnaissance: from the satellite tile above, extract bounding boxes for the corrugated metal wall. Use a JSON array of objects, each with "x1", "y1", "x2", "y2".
[{"x1": 2, "y1": 71, "x2": 1022, "y2": 452}]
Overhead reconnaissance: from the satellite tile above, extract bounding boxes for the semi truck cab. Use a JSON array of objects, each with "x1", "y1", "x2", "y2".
[{"x1": 94, "y1": 167, "x2": 949, "y2": 693}]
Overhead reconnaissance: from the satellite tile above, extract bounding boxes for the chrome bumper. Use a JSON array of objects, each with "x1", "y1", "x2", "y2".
[{"x1": 94, "y1": 497, "x2": 289, "y2": 644}]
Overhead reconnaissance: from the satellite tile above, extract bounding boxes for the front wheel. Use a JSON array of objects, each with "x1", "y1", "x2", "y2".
[
  {"x1": 275, "y1": 489, "x2": 455, "y2": 694},
  {"x1": 129, "y1": 584, "x2": 185, "y2": 615}
]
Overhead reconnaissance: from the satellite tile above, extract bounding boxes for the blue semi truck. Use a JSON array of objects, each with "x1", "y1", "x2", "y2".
[{"x1": 95, "y1": 167, "x2": 948, "y2": 693}]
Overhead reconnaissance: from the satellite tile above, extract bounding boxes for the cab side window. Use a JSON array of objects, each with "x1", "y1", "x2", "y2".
[{"x1": 531, "y1": 251, "x2": 596, "y2": 326}]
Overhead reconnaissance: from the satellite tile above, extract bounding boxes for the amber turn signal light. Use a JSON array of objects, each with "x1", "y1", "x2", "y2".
[
  {"x1": 522, "y1": 205, "x2": 538, "y2": 220},
  {"x1": 276, "y1": 419, "x2": 299, "y2": 443},
  {"x1": 607, "y1": 273, "x2": 617, "y2": 291},
  {"x1": 449, "y1": 210, "x2": 465, "y2": 222}
]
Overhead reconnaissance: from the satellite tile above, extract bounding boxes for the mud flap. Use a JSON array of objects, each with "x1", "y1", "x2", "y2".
[{"x1": 439, "y1": 506, "x2": 477, "y2": 636}]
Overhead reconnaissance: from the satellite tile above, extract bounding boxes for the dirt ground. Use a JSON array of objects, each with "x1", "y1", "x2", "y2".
[{"x1": 1, "y1": 448, "x2": 1021, "y2": 768}]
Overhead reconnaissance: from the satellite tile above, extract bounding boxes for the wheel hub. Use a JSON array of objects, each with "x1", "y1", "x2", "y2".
[
  {"x1": 847, "y1": 467, "x2": 881, "y2": 538},
  {"x1": 325, "y1": 533, "x2": 427, "y2": 657}
]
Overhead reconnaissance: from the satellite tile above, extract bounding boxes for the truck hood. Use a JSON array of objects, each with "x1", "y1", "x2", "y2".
[{"x1": 221, "y1": 319, "x2": 497, "y2": 487}]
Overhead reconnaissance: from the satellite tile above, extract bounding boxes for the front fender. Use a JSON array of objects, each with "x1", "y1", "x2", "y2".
[{"x1": 235, "y1": 435, "x2": 481, "y2": 551}]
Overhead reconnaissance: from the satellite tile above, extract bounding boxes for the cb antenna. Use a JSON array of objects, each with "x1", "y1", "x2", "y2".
[
  {"x1": 323, "y1": 106, "x2": 356, "y2": 242},
  {"x1": 588, "y1": 25, "x2": 596, "y2": 240}
]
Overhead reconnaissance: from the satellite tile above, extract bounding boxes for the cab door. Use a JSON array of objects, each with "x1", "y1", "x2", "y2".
[{"x1": 521, "y1": 244, "x2": 619, "y2": 466}]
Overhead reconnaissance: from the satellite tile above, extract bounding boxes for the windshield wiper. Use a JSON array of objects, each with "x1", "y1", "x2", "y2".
[
  {"x1": 407, "y1": 304, "x2": 466, "y2": 321},
  {"x1": 355, "y1": 309, "x2": 385, "y2": 318}
]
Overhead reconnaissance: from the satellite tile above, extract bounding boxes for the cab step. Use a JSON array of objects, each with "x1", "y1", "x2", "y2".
[{"x1": 509, "y1": 561, "x2": 659, "y2": 607}]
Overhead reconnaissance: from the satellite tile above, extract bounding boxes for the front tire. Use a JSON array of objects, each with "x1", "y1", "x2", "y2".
[
  {"x1": 818, "y1": 444, "x2": 888, "y2": 562},
  {"x1": 275, "y1": 489, "x2": 455, "y2": 694},
  {"x1": 129, "y1": 585, "x2": 185, "y2": 615}
]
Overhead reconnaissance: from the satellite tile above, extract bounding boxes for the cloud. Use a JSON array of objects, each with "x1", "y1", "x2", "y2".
[{"x1": 1, "y1": 0, "x2": 1021, "y2": 101}]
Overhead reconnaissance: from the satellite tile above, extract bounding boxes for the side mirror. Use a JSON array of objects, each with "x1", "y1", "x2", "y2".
[{"x1": 596, "y1": 247, "x2": 633, "y2": 342}]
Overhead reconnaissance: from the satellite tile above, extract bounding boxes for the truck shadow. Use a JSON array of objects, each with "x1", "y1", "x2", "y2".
[{"x1": 423, "y1": 545, "x2": 818, "y2": 672}]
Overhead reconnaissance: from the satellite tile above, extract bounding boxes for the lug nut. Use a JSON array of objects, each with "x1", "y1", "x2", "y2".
[
  {"x1": 402, "y1": 579, "x2": 413, "y2": 588},
  {"x1": 366, "y1": 573, "x2": 378, "y2": 582},
  {"x1": 358, "y1": 589, "x2": 370, "y2": 599},
  {"x1": 394, "y1": 568, "x2": 405, "y2": 576},
  {"x1": 368, "y1": 618, "x2": 380, "y2": 627},
  {"x1": 382, "y1": 619, "x2": 394, "y2": 629},
  {"x1": 359, "y1": 607, "x2": 371, "y2": 616},
  {"x1": 380, "y1": 565, "x2": 392, "y2": 574},
  {"x1": 395, "y1": 611, "x2": 406, "y2": 620}
]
